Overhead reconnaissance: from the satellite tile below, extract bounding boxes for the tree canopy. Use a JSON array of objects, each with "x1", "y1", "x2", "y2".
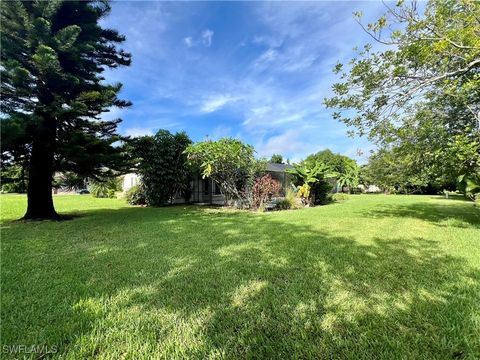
[
  {"x1": 270, "y1": 154, "x2": 284, "y2": 164},
  {"x1": 304, "y1": 150, "x2": 357, "y2": 174},
  {"x1": 1, "y1": 0, "x2": 131, "y2": 218},
  {"x1": 325, "y1": 0, "x2": 480, "y2": 194}
]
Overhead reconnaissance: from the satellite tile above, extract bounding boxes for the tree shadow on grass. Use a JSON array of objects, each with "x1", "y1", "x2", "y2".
[
  {"x1": 1, "y1": 206, "x2": 479, "y2": 359},
  {"x1": 361, "y1": 199, "x2": 480, "y2": 229}
]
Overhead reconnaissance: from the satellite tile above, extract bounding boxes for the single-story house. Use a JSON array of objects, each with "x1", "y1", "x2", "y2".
[{"x1": 122, "y1": 162, "x2": 294, "y2": 205}]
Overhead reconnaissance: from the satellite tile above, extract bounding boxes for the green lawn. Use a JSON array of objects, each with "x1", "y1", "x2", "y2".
[{"x1": 1, "y1": 194, "x2": 479, "y2": 359}]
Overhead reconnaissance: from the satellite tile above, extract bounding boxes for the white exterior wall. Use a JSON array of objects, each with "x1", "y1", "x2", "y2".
[
  {"x1": 123, "y1": 173, "x2": 139, "y2": 192},
  {"x1": 366, "y1": 185, "x2": 382, "y2": 193}
]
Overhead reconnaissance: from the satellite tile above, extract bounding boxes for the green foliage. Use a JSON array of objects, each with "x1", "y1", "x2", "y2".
[
  {"x1": 314, "y1": 181, "x2": 334, "y2": 205},
  {"x1": 458, "y1": 173, "x2": 480, "y2": 201},
  {"x1": 125, "y1": 185, "x2": 146, "y2": 206},
  {"x1": 288, "y1": 162, "x2": 336, "y2": 186},
  {"x1": 89, "y1": 178, "x2": 120, "y2": 199},
  {"x1": 132, "y1": 130, "x2": 192, "y2": 206},
  {"x1": 276, "y1": 188, "x2": 301, "y2": 210},
  {"x1": 325, "y1": 1, "x2": 479, "y2": 141},
  {"x1": 185, "y1": 138, "x2": 257, "y2": 207},
  {"x1": 1, "y1": 0, "x2": 132, "y2": 217},
  {"x1": 53, "y1": 172, "x2": 85, "y2": 191},
  {"x1": 337, "y1": 163, "x2": 360, "y2": 193},
  {"x1": 287, "y1": 161, "x2": 336, "y2": 205},
  {"x1": 269, "y1": 154, "x2": 283, "y2": 164},
  {"x1": 325, "y1": 0, "x2": 480, "y2": 195},
  {"x1": 0, "y1": 164, "x2": 27, "y2": 193},
  {"x1": 276, "y1": 198, "x2": 291, "y2": 210},
  {"x1": 304, "y1": 149, "x2": 359, "y2": 194},
  {"x1": 304, "y1": 150, "x2": 356, "y2": 174},
  {"x1": 1, "y1": 182, "x2": 25, "y2": 194},
  {"x1": 361, "y1": 148, "x2": 433, "y2": 194},
  {"x1": 2, "y1": 194, "x2": 479, "y2": 358}
]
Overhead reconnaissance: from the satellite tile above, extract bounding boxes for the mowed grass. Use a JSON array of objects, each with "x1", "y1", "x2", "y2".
[{"x1": 1, "y1": 194, "x2": 479, "y2": 359}]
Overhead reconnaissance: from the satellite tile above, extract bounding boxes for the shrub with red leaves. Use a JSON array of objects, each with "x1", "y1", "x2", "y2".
[{"x1": 252, "y1": 174, "x2": 282, "y2": 208}]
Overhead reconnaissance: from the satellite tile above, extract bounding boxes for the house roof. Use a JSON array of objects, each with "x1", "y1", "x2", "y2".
[{"x1": 266, "y1": 162, "x2": 294, "y2": 173}]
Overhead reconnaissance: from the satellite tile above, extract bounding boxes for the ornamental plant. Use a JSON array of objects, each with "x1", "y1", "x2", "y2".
[
  {"x1": 287, "y1": 161, "x2": 337, "y2": 205},
  {"x1": 252, "y1": 174, "x2": 282, "y2": 209},
  {"x1": 185, "y1": 138, "x2": 258, "y2": 207}
]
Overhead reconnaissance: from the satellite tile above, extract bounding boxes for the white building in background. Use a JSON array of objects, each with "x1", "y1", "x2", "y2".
[
  {"x1": 122, "y1": 173, "x2": 139, "y2": 192},
  {"x1": 365, "y1": 184, "x2": 382, "y2": 193}
]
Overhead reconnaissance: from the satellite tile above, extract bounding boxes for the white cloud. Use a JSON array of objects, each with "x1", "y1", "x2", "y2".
[
  {"x1": 239, "y1": 81, "x2": 329, "y2": 130},
  {"x1": 254, "y1": 128, "x2": 331, "y2": 163},
  {"x1": 201, "y1": 29, "x2": 214, "y2": 47},
  {"x1": 101, "y1": 106, "x2": 124, "y2": 121},
  {"x1": 252, "y1": 35, "x2": 283, "y2": 48},
  {"x1": 201, "y1": 94, "x2": 238, "y2": 113},
  {"x1": 209, "y1": 125, "x2": 232, "y2": 140},
  {"x1": 183, "y1": 29, "x2": 214, "y2": 48},
  {"x1": 123, "y1": 127, "x2": 154, "y2": 137},
  {"x1": 255, "y1": 129, "x2": 305, "y2": 157},
  {"x1": 183, "y1": 37, "x2": 193, "y2": 47},
  {"x1": 102, "y1": 1, "x2": 386, "y2": 161},
  {"x1": 253, "y1": 48, "x2": 279, "y2": 67}
]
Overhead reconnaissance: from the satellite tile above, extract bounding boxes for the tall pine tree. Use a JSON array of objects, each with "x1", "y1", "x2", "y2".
[{"x1": 1, "y1": 0, "x2": 131, "y2": 219}]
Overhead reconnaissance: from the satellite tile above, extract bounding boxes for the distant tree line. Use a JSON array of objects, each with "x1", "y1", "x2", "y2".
[{"x1": 325, "y1": 0, "x2": 480, "y2": 197}]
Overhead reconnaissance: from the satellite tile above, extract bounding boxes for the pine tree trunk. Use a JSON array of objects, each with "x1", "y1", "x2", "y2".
[{"x1": 23, "y1": 117, "x2": 59, "y2": 220}]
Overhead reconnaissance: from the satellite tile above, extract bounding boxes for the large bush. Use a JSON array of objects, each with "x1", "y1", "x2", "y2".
[
  {"x1": 133, "y1": 130, "x2": 192, "y2": 206},
  {"x1": 125, "y1": 185, "x2": 146, "y2": 205},
  {"x1": 312, "y1": 180, "x2": 334, "y2": 205}
]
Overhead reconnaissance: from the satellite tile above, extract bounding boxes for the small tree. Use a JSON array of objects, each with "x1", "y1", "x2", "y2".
[
  {"x1": 132, "y1": 130, "x2": 192, "y2": 206},
  {"x1": 287, "y1": 162, "x2": 337, "y2": 205},
  {"x1": 252, "y1": 174, "x2": 282, "y2": 209},
  {"x1": 185, "y1": 138, "x2": 257, "y2": 207},
  {"x1": 337, "y1": 163, "x2": 360, "y2": 193}
]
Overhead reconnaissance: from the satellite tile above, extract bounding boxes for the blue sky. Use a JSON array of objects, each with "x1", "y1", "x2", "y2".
[{"x1": 101, "y1": 1, "x2": 388, "y2": 163}]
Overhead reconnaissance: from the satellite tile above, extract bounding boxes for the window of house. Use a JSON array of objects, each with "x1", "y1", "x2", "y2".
[{"x1": 214, "y1": 182, "x2": 222, "y2": 195}]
